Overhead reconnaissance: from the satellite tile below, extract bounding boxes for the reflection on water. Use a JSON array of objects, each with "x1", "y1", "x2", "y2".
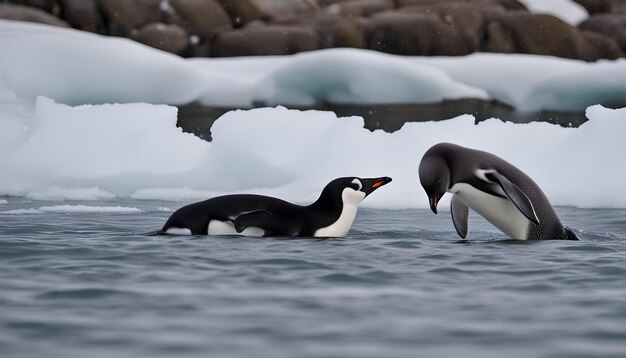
[{"x1": 0, "y1": 200, "x2": 625, "y2": 358}]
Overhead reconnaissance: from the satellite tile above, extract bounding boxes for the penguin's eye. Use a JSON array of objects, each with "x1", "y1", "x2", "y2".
[
  {"x1": 350, "y1": 179, "x2": 363, "y2": 191},
  {"x1": 436, "y1": 178, "x2": 442, "y2": 187}
]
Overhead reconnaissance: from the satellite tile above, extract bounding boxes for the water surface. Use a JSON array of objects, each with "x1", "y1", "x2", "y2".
[{"x1": 1, "y1": 200, "x2": 625, "y2": 358}]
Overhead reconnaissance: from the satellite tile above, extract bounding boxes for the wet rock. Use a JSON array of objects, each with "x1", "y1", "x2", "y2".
[
  {"x1": 397, "y1": 0, "x2": 527, "y2": 11},
  {"x1": 492, "y1": 13, "x2": 622, "y2": 60},
  {"x1": 580, "y1": 14, "x2": 626, "y2": 51},
  {"x1": 573, "y1": 0, "x2": 626, "y2": 15},
  {"x1": 100, "y1": 0, "x2": 161, "y2": 32},
  {"x1": 133, "y1": 23, "x2": 190, "y2": 55},
  {"x1": 369, "y1": 12, "x2": 472, "y2": 56},
  {"x1": 0, "y1": 3, "x2": 69, "y2": 27},
  {"x1": 168, "y1": 0, "x2": 232, "y2": 37},
  {"x1": 281, "y1": 14, "x2": 368, "y2": 48},
  {"x1": 483, "y1": 21, "x2": 516, "y2": 53},
  {"x1": 213, "y1": 25, "x2": 320, "y2": 56},
  {"x1": 59, "y1": 0, "x2": 106, "y2": 34},
  {"x1": 217, "y1": 0, "x2": 319, "y2": 25},
  {"x1": 6, "y1": 0, "x2": 60, "y2": 15},
  {"x1": 323, "y1": 0, "x2": 394, "y2": 18}
]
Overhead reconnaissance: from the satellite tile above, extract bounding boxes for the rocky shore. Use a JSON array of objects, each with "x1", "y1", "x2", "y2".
[{"x1": 1, "y1": 0, "x2": 626, "y2": 61}]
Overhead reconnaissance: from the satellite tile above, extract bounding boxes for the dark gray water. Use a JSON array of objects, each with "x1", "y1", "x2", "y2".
[{"x1": 1, "y1": 199, "x2": 625, "y2": 358}]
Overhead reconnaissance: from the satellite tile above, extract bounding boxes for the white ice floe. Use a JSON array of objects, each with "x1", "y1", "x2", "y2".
[
  {"x1": 0, "y1": 199, "x2": 7, "y2": 204},
  {"x1": 0, "y1": 205, "x2": 142, "y2": 214},
  {"x1": 2, "y1": 20, "x2": 625, "y2": 112},
  {"x1": 0, "y1": 97, "x2": 625, "y2": 209},
  {"x1": 518, "y1": 0, "x2": 588, "y2": 26},
  {"x1": 0, "y1": 20, "x2": 209, "y2": 105},
  {"x1": 25, "y1": 187, "x2": 116, "y2": 201}
]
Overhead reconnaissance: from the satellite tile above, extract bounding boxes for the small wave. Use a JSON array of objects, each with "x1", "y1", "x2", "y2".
[
  {"x1": 1, "y1": 205, "x2": 142, "y2": 214},
  {"x1": 0, "y1": 199, "x2": 7, "y2": 204}
]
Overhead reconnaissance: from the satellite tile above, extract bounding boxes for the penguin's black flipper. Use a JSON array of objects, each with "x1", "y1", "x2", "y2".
[
  {"x1": 450, "y1": 195, "x2": 469, "y2": 239},
  {"x1": 233, "y1": 210, "x2": 273, "y2": 233},
  {"x1": 486, "y1": 171, "x2": 540, "y2": 226}
]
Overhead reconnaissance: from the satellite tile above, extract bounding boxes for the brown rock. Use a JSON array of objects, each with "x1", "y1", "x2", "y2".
[
  {"x1": 6, "y1": 0, "x2": 61, "y2": 15},
  {"x1": 0, "y1": 3, "x2": 69, "y2": 27},
  {"x1": 168, "y1": 0, "x2": 232, "y2": 37},
  {"x1": 217, "y1": 0, "x2": 319, "y2": 25},
  {"x1": 283, "y1": 14, "x2": 368, "y2": 48},
  {"x1": 483, "y1": 21, "x2": 516, "y2": 53},
  {"x1": 493, "y1": 13, "x2": 621, "y2": 60},
  {"x1": 573, "y1": 0, "x2": 626, "y2": 15},
  {"x1": 100, "y1": 0, "x2": 161, "y2": 32},
  {"x1": 397, "y1": 0, "x2": 527, "y2": 11},
  {"x1": 580, "y1": 14, "x2": 626, "y2": 51},
  {"x1": 59, "y1": 0, "x2": 105, "y2": 34},
  {"x1": 133, "y1": 23, "x2": 190, "y2": 54},
  {"x1": 323, "y1": 0, "x2": 394, "y2": 18},
  {"x1": 582, "y1": 30, "x2": 624, "y2": 58},
  {"x1": 213, "y1": 25, "x2": 320, "y2": 56},
  {"x1": 368, "y1": 12, "x2": 472, "y2": 55}
]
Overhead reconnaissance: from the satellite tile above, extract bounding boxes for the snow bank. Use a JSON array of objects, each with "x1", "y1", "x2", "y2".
[
  {"x1": 518, "y1": 0, "x2": 588, "y2": 26},
  {"x1": 251, "y1": 49, "x2": 488, "y2": 106},
  {"x1": 2, "y1": 21, "x2": 626, "y2": 112},
  {"x1": 0, "y1": 205, "x2": 142, "y2": 214},
  {"x1": 0, "y1": 97, "x2": 624, "y2": 209},
  {"x1": 415, "y1": 54, "x2": 626, "y2": 112},
  {"x1": 0, "y1": 20, "x2": 209, "y2": 105}
]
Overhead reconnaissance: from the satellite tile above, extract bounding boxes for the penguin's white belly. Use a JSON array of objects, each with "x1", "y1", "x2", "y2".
[
  {"x1": 207, "y1": 220, "x2": 265, "y2": 237},
  {"x1": 314, "y1": 204, "x2": 358, "y2": 238},
  {"x1": 450, "y1": 183, "x2": 530, "y2": 240}
]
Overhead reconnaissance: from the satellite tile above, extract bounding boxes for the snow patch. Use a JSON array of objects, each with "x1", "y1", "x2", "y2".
[{"x1": 518, "y1": 0, "x2": 588, "y2": 25}]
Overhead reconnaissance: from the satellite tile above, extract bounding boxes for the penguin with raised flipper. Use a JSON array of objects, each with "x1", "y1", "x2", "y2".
[{"x1": 419, "y1": 143, "x2": 577, "y2": 240}]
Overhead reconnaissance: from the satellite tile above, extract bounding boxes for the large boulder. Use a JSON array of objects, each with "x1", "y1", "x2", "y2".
[
  {"x1": 573, "y1": 0, "x2": 626, "y2": 15},
  {"x1": 168, "y1": 0, "x2": 232, "y2": 37},
  {"x1": 100, "y1": 0, "x2": 161, "y2": 32},
  {"x1": 6, "y1": 0, "x2": 61, "y2": 15},
  {"x1": 488, "y1": 14, "x2": 622, "y2": 60},
  {"x1": 133, "y1": 23, "x2": 190, "y2": 54},
  {"x1": 212, "y1": 25, "x2": 320, "y2": 56},
  {"x1": 368, "y1": 12, "x2": 472, "y2": 55},
  {"x1": 580, "y1": 14, "x2": 626, "y2": 51},
  {"x1": 396, "y1": 0, "x2": 527, "y2": 11},
  {"x1": 0, "y1": 3, "x2": 68, "y2": 27},
  {"x1": 280, "y1": 14, "x2": 368, "y2": 48},
  {"x1": 58, "y1": 0, "x2": 106, "y2": 34},
  {"x1": 217, "y1": 0, "x2": 319, "y2": 25}
]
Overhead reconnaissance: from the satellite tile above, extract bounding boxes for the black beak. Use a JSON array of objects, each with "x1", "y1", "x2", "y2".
[
  {"x1": 362, "y1": 177, "x2": 392, "y2": 196},
  {"x1": 429, "y1": 193, "x2": 440, "y2": 214}
]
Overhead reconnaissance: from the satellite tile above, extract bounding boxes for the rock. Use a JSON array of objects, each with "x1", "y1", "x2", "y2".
[
  {"x1": 213, "y1": 25, "x2": 320, "y2": 56},
  {"x1": 368, "y1": 12, "x2": 472, "y2": 55},
  {"x1": 396, "y1": 0, "x2": 527, "y2": 11},
  {"x1": 483, "y1": 21, "x2": 516, "y2": 53},
  {"x1": 281, "y1": 14, "x2": 368, "y2": 48},
  {"x1": 58, "y1": 0, "x2": 106, "y2": 34},
  {"x1": 582, "y1": 30, "x2": 624, "y2": 58},
  {"x1": 100, "y1": 0, "x2": 161, "y2": 32},
  {"x1": 6, "y1": 0, "x2": 60, "y2": 15},
  {"x1": 0, "y1": 3, "x2": 69, "y2": 27},
  {"x1": 323, "y1": 0, "x2": 394, "y2": 18},
  {"x1": 133, "y1": 23, "x2": 190, "y2": 54},
  {"x1": 217, "y1": 0, "x2": 319, "y2": 25},
  {"x1": 168, "y1": 0, "x2": 232, "y2": 37},
  {"x1": 573, "y1": 0, "x2": 626, "y2": 15},
  {"x1": 491, "y1": 13, "x2": 622, "y2": 60},
  {"x1": 580, "y1": 14, "x2": 626, "y2": 51}
]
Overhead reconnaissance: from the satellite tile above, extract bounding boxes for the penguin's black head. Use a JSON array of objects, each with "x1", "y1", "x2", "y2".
[
  {"x1": 319, "y1": 176, "x2": 393, "y2": 205},
  {"x1": 419, "y1": 146, "x2": 451, "y2": 214}
]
